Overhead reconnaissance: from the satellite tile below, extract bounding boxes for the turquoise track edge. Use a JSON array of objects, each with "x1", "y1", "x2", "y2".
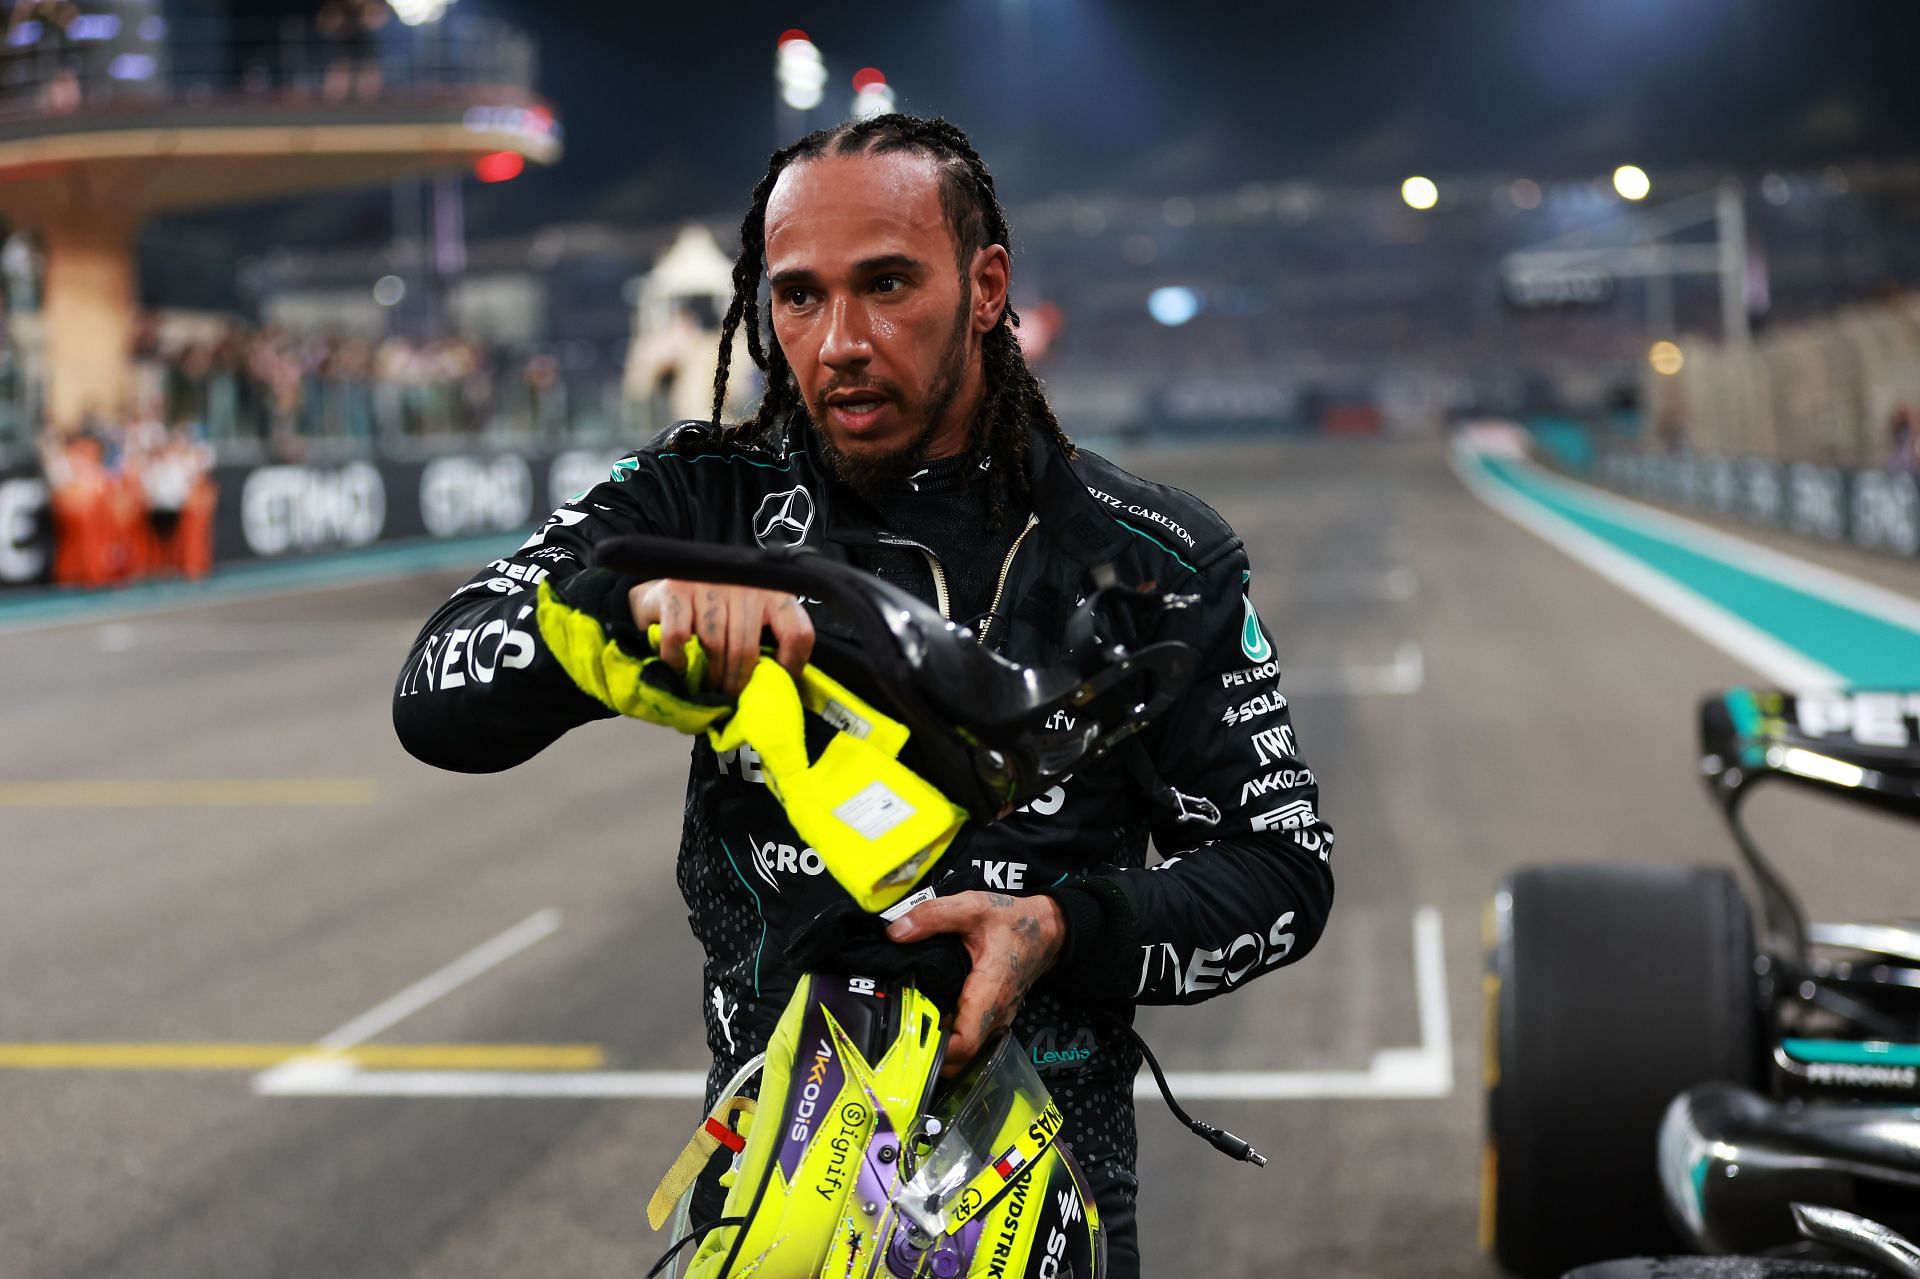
[{"x1": 1464, "y1": 448, "x2": 1920, "y2": 687}]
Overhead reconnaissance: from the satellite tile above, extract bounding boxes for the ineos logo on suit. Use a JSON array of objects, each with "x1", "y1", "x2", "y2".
[{"x1": 753, "y1": 485, "x2": 815, "y2": 548}]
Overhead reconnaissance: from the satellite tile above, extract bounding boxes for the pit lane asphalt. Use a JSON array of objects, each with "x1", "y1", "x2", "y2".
[{"x1": 4, "y1": 437, "x2": 1917, "y2": 1279}]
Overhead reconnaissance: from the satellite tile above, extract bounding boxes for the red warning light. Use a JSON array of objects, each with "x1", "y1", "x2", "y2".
[
  {"x1": 777, "y1": 28, "x2": 811, "y2": 47},
  {"x1": 474, "y1": 150, "x2": 525, "y2": 183},
  {"x1": 851, "y1": 66, "x2": 886, "y2": 93}
]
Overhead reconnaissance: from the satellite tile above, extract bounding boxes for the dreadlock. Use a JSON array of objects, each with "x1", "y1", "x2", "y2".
[{"x1": 709, "y1": 114, "x2": 1072, "y2": 523}]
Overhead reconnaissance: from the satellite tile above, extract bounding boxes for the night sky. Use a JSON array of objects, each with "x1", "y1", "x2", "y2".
[{"x1": 212, "y1": 0, "x2": 1920, "y2": 243}]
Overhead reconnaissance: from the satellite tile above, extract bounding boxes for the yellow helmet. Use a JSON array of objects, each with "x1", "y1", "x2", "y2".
[{"x1": 651, "y1": 972, "x2": 1105, "y2": 1279}]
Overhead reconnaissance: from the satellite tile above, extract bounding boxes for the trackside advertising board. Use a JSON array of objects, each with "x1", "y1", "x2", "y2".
[
  {"x1": 0, "y1": 448, "x2": 618, "y2": 589},
  {"x1": 1598, "y1": 451, "x2": 1920, "y2": 561},
  {"x1": 0, "y1": 465, "x2": 52, "y2": 587}
]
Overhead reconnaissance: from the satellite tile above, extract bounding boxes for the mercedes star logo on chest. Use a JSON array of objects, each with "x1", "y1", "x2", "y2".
[{"x1": 754, "y1": 485, "x2": 816, "y2": 548}]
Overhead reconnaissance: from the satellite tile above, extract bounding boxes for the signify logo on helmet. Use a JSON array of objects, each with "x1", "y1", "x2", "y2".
[{"x1": 814, "y1": 1101, "x2": 867, "y2": 1201}]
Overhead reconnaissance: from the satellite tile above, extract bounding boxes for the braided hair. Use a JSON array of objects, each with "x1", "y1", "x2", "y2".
[{"x1": 709, "y1": 114, "x2": 1072, "y2": 521}]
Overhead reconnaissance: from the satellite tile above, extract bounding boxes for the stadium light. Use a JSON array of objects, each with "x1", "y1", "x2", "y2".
[
  {"x1": 1400, "y1": 176, "x2": 1438, "y2": 211},
  {"x1": 391, "y1": 0, "x2": 454, "y2": 26},
  {"x1": 1613, "y1": 164, "x2": 1651, "y2": 201},
  {"x1": 850, "y1": 67, "x2": 895, "y2": 120},
  {"x1": 1648, "y1": 340, "x2": 1684, "y2": 375},
  {"x1": 1147, "y1": 286, "x2": 1200, "y2": 326},
  {"x1": 778, "y1": 32, "x2": 827, "y2": 112},
  {"x1": 473, "y1": 151, "x2": 524, "y2": 183}
]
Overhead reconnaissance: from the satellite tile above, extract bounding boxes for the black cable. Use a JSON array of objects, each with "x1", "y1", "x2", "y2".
[
  {"x1": 646, "y1": 1215, "x2": 748, "y2": 1278},
  {"x1": 1107, "y1": 1014, "x2": 1267, "y2": 1167}
]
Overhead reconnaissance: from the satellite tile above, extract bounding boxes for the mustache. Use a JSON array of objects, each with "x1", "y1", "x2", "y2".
[{"x1": 815, "y1": 378, "x2": 900, "y2": 404}]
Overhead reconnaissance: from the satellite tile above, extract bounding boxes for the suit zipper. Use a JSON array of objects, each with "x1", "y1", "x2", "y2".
[
  {"x1": 877, "y1": 534, "x2": 951, "y2": 619},
  {"x1": 975, "y1": 515, "x2": 1039, "y2": 647}
]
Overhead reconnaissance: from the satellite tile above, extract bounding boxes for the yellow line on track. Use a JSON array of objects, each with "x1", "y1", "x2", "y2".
[
  {"x1": 0, "y1": 1044, "x2": 605, "y2": 1071},
  {"x1": 0, "y1": 779, "x2": 379, "y2": 807}
]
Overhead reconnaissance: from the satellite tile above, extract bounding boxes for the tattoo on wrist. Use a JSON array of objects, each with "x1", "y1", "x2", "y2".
[{"x1": 977, "y1": 999, "x2": 1008, "y2": 1043}]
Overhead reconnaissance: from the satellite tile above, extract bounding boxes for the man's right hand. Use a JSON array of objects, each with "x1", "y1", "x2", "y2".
[{"x1": 628, "y1": 579, "x2": 815, "y2": 699}]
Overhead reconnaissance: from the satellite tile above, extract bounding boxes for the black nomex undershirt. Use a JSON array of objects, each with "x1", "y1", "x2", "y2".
[{"x1": 860, "y1": 451, "x2": 1028, "y2": 634}]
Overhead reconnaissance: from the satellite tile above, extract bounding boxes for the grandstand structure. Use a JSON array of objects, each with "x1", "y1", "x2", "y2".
[
  {"x1": 0, "y1": 2, "x2": 559, "y2": 439},
  {"x1": 1646, "y1": 289, "x2": 1920, "y2": 466},
  {"x1": 4, "y1": 2, "x2": 1913, "y2": 467},
  {"x1": 212, "y1": 156, "x2": 1920, "y2": 455}
]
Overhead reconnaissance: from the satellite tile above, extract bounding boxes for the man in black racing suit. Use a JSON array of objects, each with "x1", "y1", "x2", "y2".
[{"x1": 392, "y1": 114, "x2": 1332, "y2": 1277}]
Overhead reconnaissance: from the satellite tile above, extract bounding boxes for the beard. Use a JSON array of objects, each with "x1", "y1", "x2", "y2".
[{"x1": 809, "y1": 298, "x2": 971, "y2": 496}]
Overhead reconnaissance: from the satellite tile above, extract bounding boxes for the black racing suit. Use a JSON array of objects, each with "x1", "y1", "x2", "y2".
[{"x1": 392, "y1": 417, "x2": 1335, "y2": 1272}]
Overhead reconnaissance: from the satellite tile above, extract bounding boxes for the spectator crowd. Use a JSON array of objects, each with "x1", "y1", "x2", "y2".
[
  {"x1": 21, "y1": 311, "x2": 592, "y2": 589},
  {"x1": 138, "y1": 320, "x2": 516, "y2": 452},
  {"x1": 1, "y1": 0, "x2": 406, "y2": 115},
  {"x1": 39, "y1": 409, "x2": 215, "y2": 587},
  {"x1": 1891, "y1": 403, "x2": 1920, "y2": 473},
  {"x1": 1, "y1": 1, "x2": 83, "y2": 115},
  {"x1": 84, "y1": 311, "x2": 593, "y2": 456}
]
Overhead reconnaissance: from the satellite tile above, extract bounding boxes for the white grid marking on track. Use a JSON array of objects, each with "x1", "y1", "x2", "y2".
[
  {"x1": 254, "y1": 908, "x2": 1452, "y2": 1102},
  {"x1": 1147, "y1": 906, "x2": 1451, "y2": 1100},
  {"x1": 253, "y1": 909, "x2": 561, "y2": 1093}
]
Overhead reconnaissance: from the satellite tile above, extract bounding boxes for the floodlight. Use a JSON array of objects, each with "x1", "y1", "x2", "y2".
[
  {"x1": 1401, "y1": 176, "x2": 1438, "y2": 211},
  {"x1": 778, "y1": 34, "x2": 828, "y2": 112},
  {"x1": 1613, "y1": 165, "x2": 1651, "y2": 201},
  {"x1": 782, "y1": 83, "x2": 824, "y2": 110},
  {"x1": 1147, "y1": 286, "x2": 1200, "y2": 326}
]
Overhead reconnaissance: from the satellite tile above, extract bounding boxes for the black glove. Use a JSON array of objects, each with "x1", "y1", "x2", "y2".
[
  {"x1": 1039, "y1": 872, "x2": 1137, "y2": 1002},
  {"x1": 543, "y1": 566, "x2": 650, "y2": 654},
  {"x1": 783, "y1": 868, "x2": 991, "y2": 1009}
]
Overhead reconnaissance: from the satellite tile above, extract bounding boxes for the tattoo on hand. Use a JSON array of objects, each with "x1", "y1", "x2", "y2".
[{"x1": 977, "y1": 998, "x2": 1008, "y2": 1045}]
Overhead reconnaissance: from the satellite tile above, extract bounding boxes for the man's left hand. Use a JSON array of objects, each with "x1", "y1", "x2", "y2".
[{"x1": 886, "y1": 891, "x2": 1066, "y2": 1075}]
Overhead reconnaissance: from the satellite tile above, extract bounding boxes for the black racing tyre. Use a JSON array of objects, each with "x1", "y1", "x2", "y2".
[
  {"x1": 1563, "y1": 1260, "x2": 1878, "y2": 1279},
  {"x1": 1484, "y1": 865, "x2": 1763, "y2": 1279}
]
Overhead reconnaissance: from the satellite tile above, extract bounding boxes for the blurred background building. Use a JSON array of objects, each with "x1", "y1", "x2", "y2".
[{"x1": 1, "y1": 0, "x2": 1918, "y2": 587}]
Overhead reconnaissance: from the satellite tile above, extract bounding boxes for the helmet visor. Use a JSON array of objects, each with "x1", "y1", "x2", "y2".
[{"x1": 893, "y1": 1033, "x2": 1064, "y2": 1238}]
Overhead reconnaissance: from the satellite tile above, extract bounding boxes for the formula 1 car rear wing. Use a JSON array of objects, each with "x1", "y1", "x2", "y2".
[
  {"x1": 1700, "y1": 688, "x2": 1920, "y2": 959},
  {"x1": 1701, "y1": 689, "x2": 1920, "y2": 818}
]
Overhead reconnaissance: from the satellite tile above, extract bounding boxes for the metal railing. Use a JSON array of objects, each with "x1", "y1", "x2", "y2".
[{"x1": 0, "y1": 10, "x2": 539, "y2": 123}]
